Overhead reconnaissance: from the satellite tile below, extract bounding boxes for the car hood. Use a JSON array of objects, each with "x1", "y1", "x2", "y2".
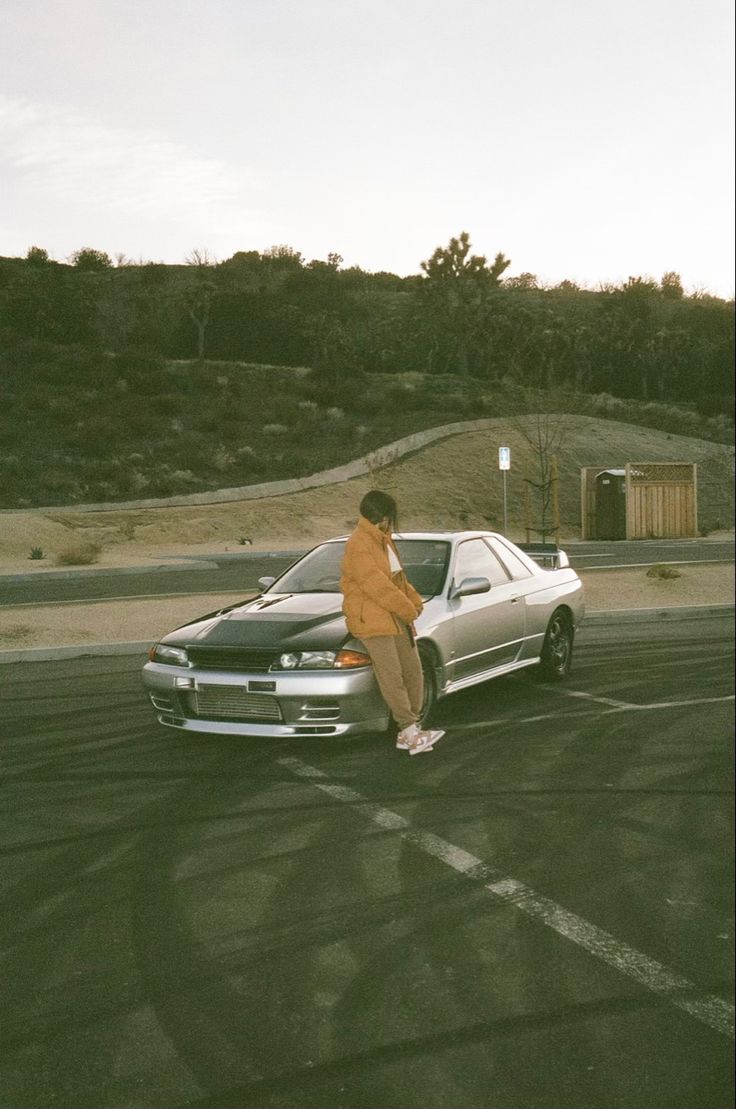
[{"x1": 161, "y1": 592, "x2": 351, "y2": 651}]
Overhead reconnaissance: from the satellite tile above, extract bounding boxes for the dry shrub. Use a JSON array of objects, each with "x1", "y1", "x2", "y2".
[
  {"x1": 55, "y1": 543, "x2": 102, "y2": 566},
  {"x1": 0, "y1": 623, "x2": 34, "y2": 644},
  {"x1": 646, "y1": 563, "x2": 681, "y2": 580}
]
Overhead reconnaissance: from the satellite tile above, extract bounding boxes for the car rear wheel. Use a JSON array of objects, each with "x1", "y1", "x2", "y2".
[{"x1": 538, "y1": 608, "x2": 573, "y2": 680}]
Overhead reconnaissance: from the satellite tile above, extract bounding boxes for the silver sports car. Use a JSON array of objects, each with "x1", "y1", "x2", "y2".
[{"x1": 143, "y1": 531, "x2": 585, "y2": 737}]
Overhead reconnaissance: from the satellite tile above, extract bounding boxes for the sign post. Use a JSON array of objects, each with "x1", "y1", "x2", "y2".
[{"x1": 498, "y1": 446, "x2": 511, "y2": 535}]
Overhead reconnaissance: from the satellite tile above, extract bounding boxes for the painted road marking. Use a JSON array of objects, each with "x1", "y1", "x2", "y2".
[
  {"x1": 446, "y1": 692, "x2": 735, "y2": 735},
  {"x1": 543, "y1": 687, "x2": 735, "y2": 712},
  {"x1": 542, "y1": 688, "x2": 638, "y2": 709},
  {"x1": 278, "y1": 756, "x2": 735, "y2": 1040}
]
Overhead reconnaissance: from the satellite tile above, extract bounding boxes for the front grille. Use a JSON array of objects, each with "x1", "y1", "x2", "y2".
[
  {"x1": 195, "y1": 685, "x2": 283, "y2": 721},
  {"x1": 186, "y1": 646, "x2": 279, "y2": 673}
]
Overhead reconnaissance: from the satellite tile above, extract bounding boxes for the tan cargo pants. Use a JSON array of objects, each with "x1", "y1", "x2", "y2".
[{"x1": 361, "y1": 624, "x2": 423, "y2": 730}]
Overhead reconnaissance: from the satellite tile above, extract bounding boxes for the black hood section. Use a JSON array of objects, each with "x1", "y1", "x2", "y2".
[{"x1": 161, "y1": 592, "x2": 350, "y2": 651}]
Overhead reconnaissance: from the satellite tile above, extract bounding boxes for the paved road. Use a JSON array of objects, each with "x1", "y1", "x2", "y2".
[
  {"x1": 564, "y1": 538, "x2": 734, "y2": 568},
  {"x1": 1, "y1": 539, "x2": 733, "y2": 607},
  {"x1": 2, "y1": 617, "x2": 733, "y2": 1108}
]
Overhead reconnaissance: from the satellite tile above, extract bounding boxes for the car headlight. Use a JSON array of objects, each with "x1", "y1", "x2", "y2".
[
  {"x1": 149, "y1": 644, "x2": 189, "y2": 667},
  {"x1": 273, "y1": 649, "x2": 370, "y2": 670}
]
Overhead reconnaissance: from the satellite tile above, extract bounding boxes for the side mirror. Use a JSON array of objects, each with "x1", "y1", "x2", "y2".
[
  {"x1": 556, "y1": 551, "x2": 570, "y2": 568},
  {"x1": 258, "y1": 575, "x2": 276, "y2": 591},
  {"x1": 450, "y1": 576, "x2": 491, "y2": 600}
]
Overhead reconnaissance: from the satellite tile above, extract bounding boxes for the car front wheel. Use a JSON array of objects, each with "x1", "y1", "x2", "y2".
[
  {"x1": 538, "y1": 608, "x2": 573, "y2": 680},
  {"x1": 418, "y1": 645, "x2": 438, "y2": 725}
]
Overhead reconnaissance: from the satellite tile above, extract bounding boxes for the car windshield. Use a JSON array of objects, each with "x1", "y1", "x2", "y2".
[{"x1": 267, "y1": 539, "x2": 451, "y2": 598}]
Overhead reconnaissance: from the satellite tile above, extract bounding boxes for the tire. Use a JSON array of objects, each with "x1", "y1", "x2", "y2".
[
  {"x1": 418, "y1": 645, "x2": 438, "y2": 726},
  {"x1": 537, "y1": 608, "x2": 574, "y2": 680}
]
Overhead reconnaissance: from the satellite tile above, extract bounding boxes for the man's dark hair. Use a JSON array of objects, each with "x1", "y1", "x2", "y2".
[{"x1": 359, "y1": 490, "x2": 399, "y2": 531}]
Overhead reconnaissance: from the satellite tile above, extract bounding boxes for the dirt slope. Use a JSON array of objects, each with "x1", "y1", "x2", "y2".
[{"x1": 1, "y1": 415, "x2": 732, "y2": 572}]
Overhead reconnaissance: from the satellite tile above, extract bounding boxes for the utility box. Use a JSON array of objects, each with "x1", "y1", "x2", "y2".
[{"x1": 581, "y1": 462, "x2": 698, "y2": 540}]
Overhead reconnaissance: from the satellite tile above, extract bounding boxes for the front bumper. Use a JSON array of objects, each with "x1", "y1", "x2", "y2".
[{"x1": 142, "y1": 660, "x2": 389, "y2": 737}]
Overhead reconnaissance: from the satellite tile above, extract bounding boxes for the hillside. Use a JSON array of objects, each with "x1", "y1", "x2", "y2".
[
  {"x1": 1, "y1": 345, "x2": 732, "y2": 511},
  {"x1": 2, "y1": 415, "x2": 732, "y2": 572}
]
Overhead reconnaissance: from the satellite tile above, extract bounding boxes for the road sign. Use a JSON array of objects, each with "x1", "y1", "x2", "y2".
[{"x1": 499, "y1": 446, "x2": 511, "y2": 470}]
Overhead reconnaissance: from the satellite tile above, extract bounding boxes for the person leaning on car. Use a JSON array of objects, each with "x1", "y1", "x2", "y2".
[{"x1": 340, "y1": 490, "x2": 444, "y2": 755}]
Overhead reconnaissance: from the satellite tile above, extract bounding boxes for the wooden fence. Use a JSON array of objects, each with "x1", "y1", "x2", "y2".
[{"x1": 580, "y1": 462, "x2": 697, "y2": 539}]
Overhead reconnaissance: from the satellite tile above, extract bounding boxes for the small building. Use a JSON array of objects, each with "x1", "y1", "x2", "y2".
[{"x1": 580, "y1": 462, "x2": 698, "y2": 540}]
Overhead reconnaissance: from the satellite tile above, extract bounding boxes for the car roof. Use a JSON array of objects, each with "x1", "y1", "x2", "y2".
[
  {"x1": 324, "y1": 530, "x2": 500, "y2": 543},
  {"x1": 317, "y1": 531, "x2": 544, "y2": 576}
]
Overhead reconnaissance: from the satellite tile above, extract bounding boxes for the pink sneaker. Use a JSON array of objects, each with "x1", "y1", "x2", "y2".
[{"x1": 396, "y1": 724, "x2": 445, "y2": 754}]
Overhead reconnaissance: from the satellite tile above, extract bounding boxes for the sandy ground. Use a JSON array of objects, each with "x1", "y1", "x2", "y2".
[{"x1": 0, "y1": 563, "x2": 732, "y2": 652}]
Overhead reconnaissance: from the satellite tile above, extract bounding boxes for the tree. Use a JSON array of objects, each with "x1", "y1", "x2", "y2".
[
  {"x1": 25, "y1": 246, "x2": 49, "y2": 266},
  {"x1": 660, "y1": 271, "x2": 684, "y2": 299},
  {"x1": 184, "y1": 278, "x2": 216, "y2": 359},
  {"x1": 510, "y1": 397, "x2": 570, "y2": 542},
  {"x1": 505, "y1": 272, "x2": 539, "y2": 290},
  {"x1": 306, "y1": 311, "x2": 357, "y2": 387},
  {"x1": 184, "y1": 247, "x2": 216, "y2": 267},
  {"x1": 261, "y1": 244, "x2": 303, "y2": 269},
  {"x1": 420, "y1": 231, "x2": 510, "y2": 375},
  {"x1": 182, "y1": 249, "x2": 219, "y2": 356},
  {"x1": 69, "y1": 247, "x2": 112, "y2": 272}
]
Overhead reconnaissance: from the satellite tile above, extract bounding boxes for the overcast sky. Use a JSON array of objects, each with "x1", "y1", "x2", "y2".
[{"x1": 1, "y1": 0, "x2": 734, "y2": 295}]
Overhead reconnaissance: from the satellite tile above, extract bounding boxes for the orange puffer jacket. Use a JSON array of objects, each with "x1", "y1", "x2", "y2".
[{"x1": 340, "y1": 516, "x2": 424, "y2": 638}]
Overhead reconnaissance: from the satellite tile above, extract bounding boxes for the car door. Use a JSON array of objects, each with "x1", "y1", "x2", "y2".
[{"x1": 449, "y1": 538, "x2": 525, "y2": 681}]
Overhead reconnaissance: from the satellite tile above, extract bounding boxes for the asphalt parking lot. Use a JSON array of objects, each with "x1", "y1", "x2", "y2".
[{"x1": 1, "y1": 617, "x2": 733, "y2": 1109}]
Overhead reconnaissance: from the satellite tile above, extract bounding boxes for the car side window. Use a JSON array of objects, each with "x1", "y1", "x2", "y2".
[
  {"x1": 486, "y1": 538, "x2": 533, "y2": 580},
  {"x1": 453, "y1": 539, "x2": 510, "y2": 589}
]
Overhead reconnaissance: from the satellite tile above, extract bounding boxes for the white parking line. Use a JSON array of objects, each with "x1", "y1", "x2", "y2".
[
  {"x1": 541, "y1": 688, "x2": 638, "y2": 709},
  {"x1": 543, "y1": 687, "x2": 735, "y2": 712},
  {"x1": 278, "y1": 756, "x2": 735, "y2": 1040},
  {"x1": 448, "y1": 693, "x2": 735, "y2": 735}
]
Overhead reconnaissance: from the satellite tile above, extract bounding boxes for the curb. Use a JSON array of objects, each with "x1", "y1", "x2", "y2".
[
  {"x1": 0, "y1": 562, "x2": 219, "y2": 584},
  {"x1": 0, "y1": 550, "x2": 304, "y2": 585},
  {"x1": 2, "y1": 604, "x2": 733, "y2": 665},
  {"x1": 582, "y1": 603, "x2": 734, "y2": 625},
  {"x1": 0, "y1": 641, "x2": 153, "y2": 664}
]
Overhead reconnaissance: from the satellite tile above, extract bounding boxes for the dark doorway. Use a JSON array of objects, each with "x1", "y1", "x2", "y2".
[{"x1": 595, "y1": 469, "x2": 627, "y2": 539}]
